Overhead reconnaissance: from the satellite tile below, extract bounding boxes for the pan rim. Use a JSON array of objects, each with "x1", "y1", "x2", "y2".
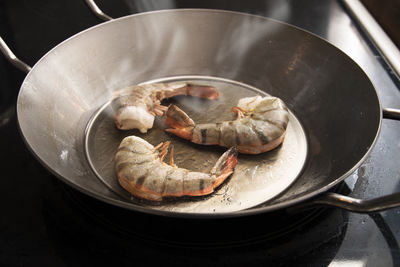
[{"x1": 15, "y1": 8, "x2": 383, "y2": 218}]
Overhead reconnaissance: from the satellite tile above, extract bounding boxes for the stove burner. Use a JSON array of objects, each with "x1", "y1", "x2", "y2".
[
  {"x1": 36, "y1": 180, "x2": 350, "y2": 265},
  {"x1": 61, "y1": 182, "x2": 349, "y2": 247},
  {"x1": 39, "y1": 179, "x2": 349, "y2": 266}
]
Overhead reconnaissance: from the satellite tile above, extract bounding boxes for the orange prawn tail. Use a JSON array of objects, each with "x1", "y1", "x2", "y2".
[
  {"x1": 187, "y1": 84, "x2": 219, "y2": 100},
  {"x1": 165, "y1": 104, "x2": 196, "y2": 141},
  {"x1": 211, "y1": 147, "x2": 238, "y2": 188},
  {"x1": 159, "y1": 84, "x2": 219, "y2": 100}
]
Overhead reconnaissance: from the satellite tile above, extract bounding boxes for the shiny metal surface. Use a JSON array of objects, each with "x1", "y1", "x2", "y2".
[
  {"x1": 10, "y1": 9, "x2": 400, "y2": 217},
  {"x1": 85, "y1": 76, "x2": 307, "y2": 213},
  {"x1": 342, "y1": 0, "x2": 400, "y2": 80}
]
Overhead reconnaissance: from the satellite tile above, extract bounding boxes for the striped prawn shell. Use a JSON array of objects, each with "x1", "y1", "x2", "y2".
[
  {"x1": 191, "y1": 96, "x2": 289, "y2": 154},
  {"x1": 115, "y1": 136, "x2": 231, "y2": 201}
]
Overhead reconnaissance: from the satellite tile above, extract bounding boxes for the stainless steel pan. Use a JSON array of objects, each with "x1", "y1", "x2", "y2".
[{"x1": 1, "y1": 3, "x2": 400, "y2": 218}]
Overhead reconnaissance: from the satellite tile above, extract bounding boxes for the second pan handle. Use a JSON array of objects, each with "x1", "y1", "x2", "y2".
[
  {"x1": 0, "y1": 0, "x2": 110, "y2": 75},
  {"x1": 85, "y1": 0, "x2": 113, "y2": 21},
  {"x1": 295, "y1": 192, "x2": 400, "y2": 213},
  {"x1": 292, "y1": 110, "x2": 400, "y2": 213},
  {"x1": 383, "y1": 108, "x2": 400, "y2": 120},
  {"x1": 0, "y1": 37, "x2": 31, "y2": 74}
]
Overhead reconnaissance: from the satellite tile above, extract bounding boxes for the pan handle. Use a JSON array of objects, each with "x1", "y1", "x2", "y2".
[
  {"x1": 84, "y1": 0, "x2": 113, "y2": 21},
  {"x1": 383, "y1": 108, "x2": 400, "y2": 120},
  {"x1": 294, "y1": 192, "x2": 400, "y2": 213},
  {"x1": 0, "y1": 36, "x2": 31, "y2": 73},
  {"x1": 0, "y1": 0, "x2": 110, "y2": 73},
  {"x1": 292, "y1": 110, "x2": 400, "y2": 213}
]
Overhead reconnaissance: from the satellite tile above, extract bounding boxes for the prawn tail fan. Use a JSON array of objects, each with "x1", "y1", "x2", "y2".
[
  {"x1": 210, "y1": 147, "x2": 238, "y2": 188},
  {"x1": 164, "y1": 104, "x2": 195, "y2": 141}
]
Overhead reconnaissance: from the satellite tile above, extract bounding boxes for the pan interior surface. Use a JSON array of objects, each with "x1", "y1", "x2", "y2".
[{"x1": 85, "y1": 76, "x2": 308, "y2": 213}]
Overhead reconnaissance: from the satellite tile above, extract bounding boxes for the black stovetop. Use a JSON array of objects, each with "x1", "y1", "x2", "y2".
[{"x1": 1, "y1": 0, "x2": 400, "y2": 266}]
